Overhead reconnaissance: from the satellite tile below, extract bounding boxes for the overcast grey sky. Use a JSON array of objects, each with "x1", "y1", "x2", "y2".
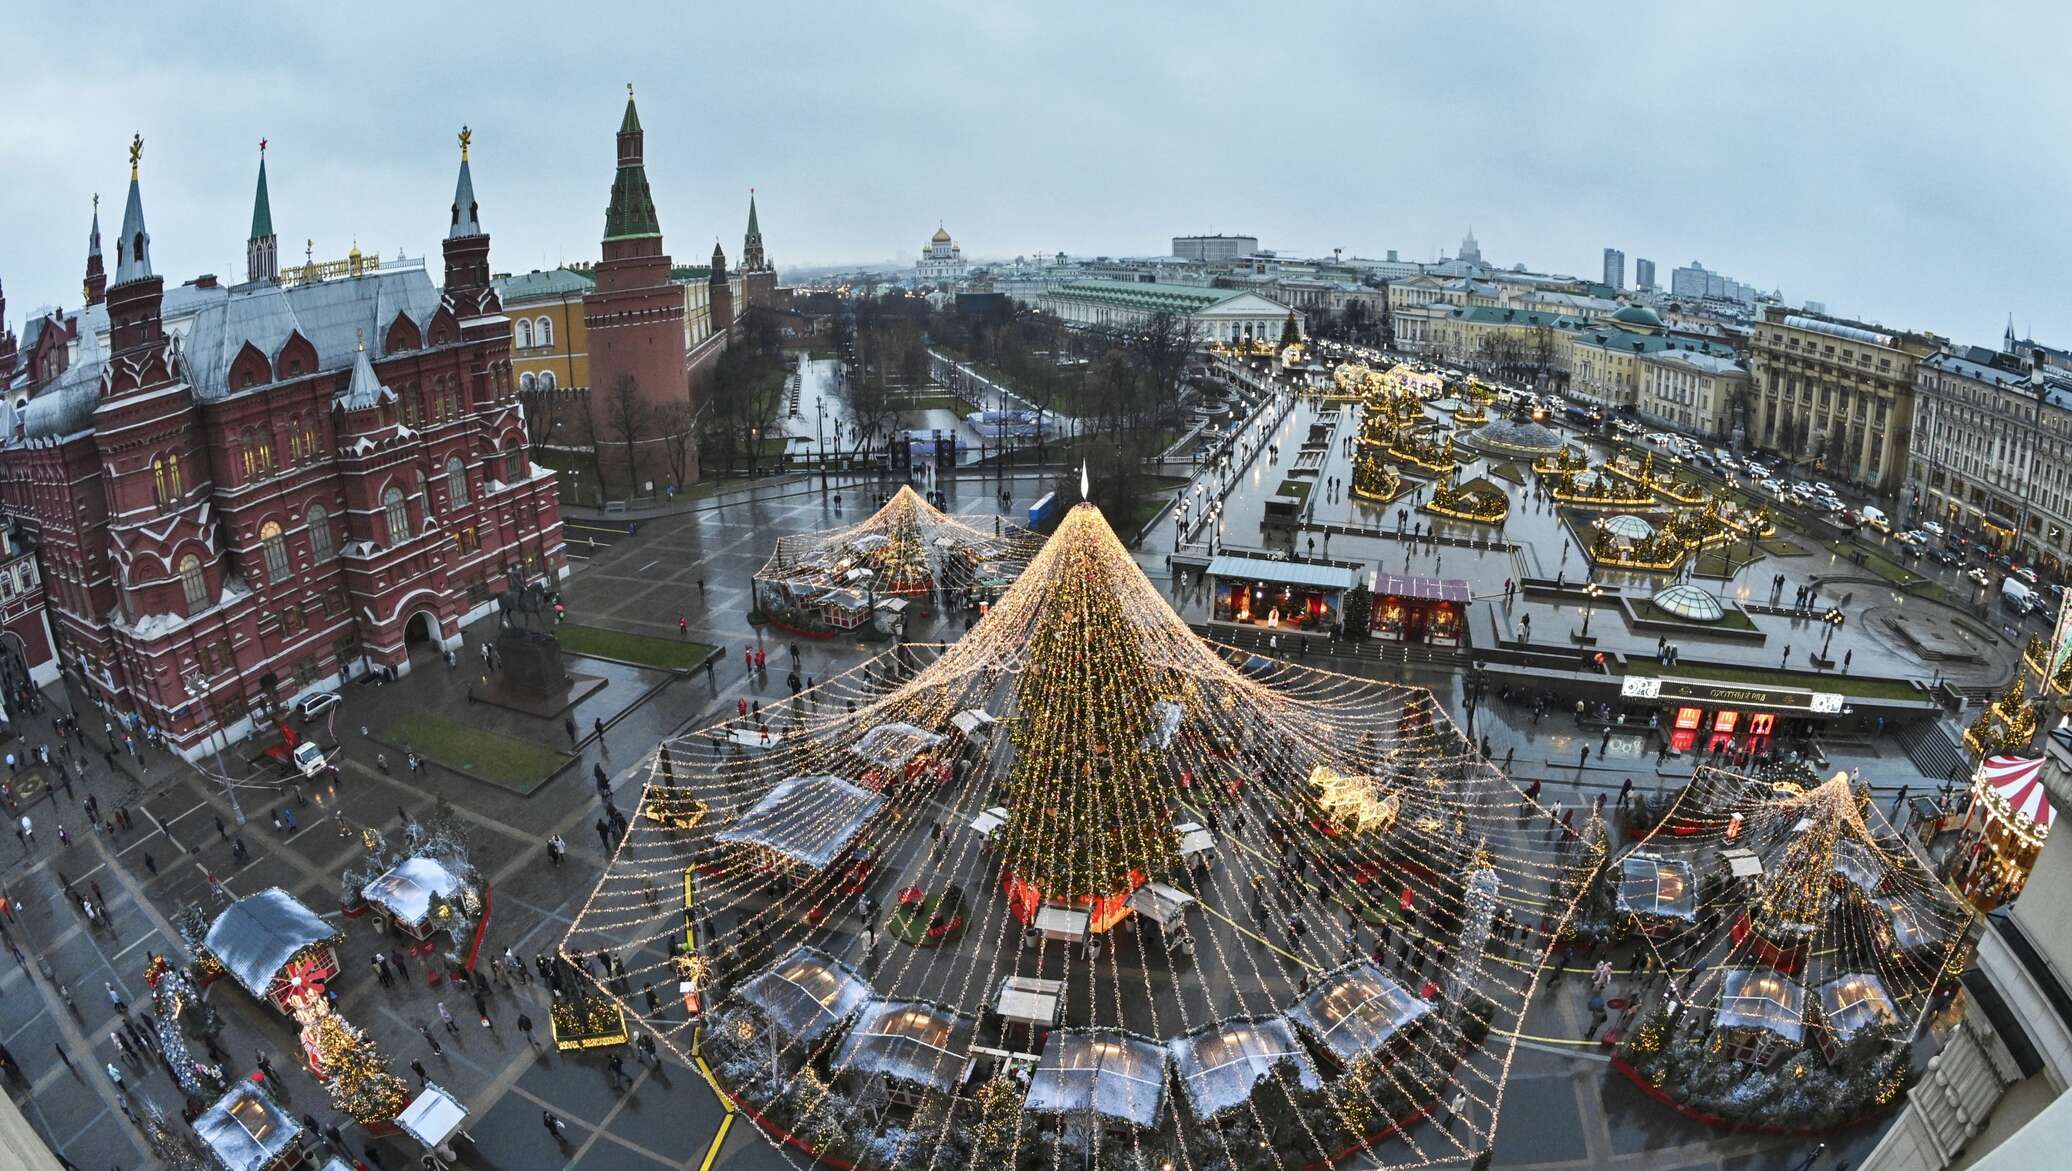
[{"x1": 2, "y1": 2, "x2": 2063, "y2": 348}]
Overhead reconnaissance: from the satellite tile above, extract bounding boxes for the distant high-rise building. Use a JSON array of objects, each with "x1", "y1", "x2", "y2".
[
  {"x1": 1635, "y1": 258, "x2": 1656, "y2": 291},
  {"x1": 1458, "y1": 227, "x2": 1482, "y2": 265},
  {"x1": 1171, "y1": 234, "x2": 1257, "y2": 262},
  {"x1": 1602, "y1": 247, "x2": 1625, "y2": 290},
  {"x1": 1671, "y1": 260, "x2": 1710, "y2": 299}
]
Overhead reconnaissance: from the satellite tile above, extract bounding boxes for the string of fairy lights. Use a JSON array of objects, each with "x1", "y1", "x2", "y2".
[{"x1": 561, "y1": 502, "x2": 1603, "y2": 1170}]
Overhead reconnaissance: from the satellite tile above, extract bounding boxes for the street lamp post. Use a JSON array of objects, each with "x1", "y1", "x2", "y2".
[
  {"x1": 1580, "y1": 582, "x2": 1603, "y2": 639},
  {"x1": 816, "y1": 397, "x2": 827, "y2": 492},
  {"x1": 1820, "y1": 606, "x2": 1845, "y2": 662},
  {"x1": 185, "y1": 674, "x2": 244, "y2": 825}
]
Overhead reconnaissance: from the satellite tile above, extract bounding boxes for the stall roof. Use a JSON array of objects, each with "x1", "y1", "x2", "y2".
[
  {"x1": 192, "y1": 1082, "x2": 303, "y2": 1171},
  {"x1": 1875, "y1": 896, "x2": 1933, "y2": 952},
  {"x1": 1126, "y1": 882, "x2": 1197, "y2": 926},
  {"x1": 950, "y1": 709, "x2": 996, "y2": 737},
  {"x1": 832, "y1": 999, "x2": 975, "y2": 1094},
  {"x1": 1818, "y1": 972, "x2": 1897, "y2": 1041},
  {"x1": 205, "y1": 888, "x2": 335, "y2": 998},
  {"x1": 1372, "y1": 573, "x2": 1472, "y2": 604},
  {"x1": 1024, "y1": 1029, "x2": 1168, "y2": 1129},
  {"x1": 1716, "y1": 968, "x2": 1806, "y2": 1043},
  {"x1": 1616, "y1": 853, "x2": 1697, "y2": 922},
  {"x1": 715, "y1": 775, "x2": 886, "y2": 871},
  {"x1": 362, "y1": 856, "x2": 464, "y2": 929},
  {"x1": 1206, "y1": 555, "x2": 1356, "y2": 592},
  {"x1": 738, "y1": 946, "x2": 875, "y2": 1046},
  {"x1": 396, "y1": 1084, "x2": 468, "y2": 1149},
  {"x1": 1169, "y1": 1017, "x2": 1322, "y2": 1118},
  {"x1": 853, "y1": 722, "x2": 945, "y2": 768},
  {"x1": 1284, "y1": 962, "x2": 1431, "y2": 1064}
]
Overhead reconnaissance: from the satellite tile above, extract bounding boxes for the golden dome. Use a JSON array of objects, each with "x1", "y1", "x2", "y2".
[{"x1": 931, "y1": 226, "x2": 952, "y2": 243}]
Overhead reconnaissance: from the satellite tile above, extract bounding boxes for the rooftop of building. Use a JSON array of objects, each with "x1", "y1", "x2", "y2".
[
  {"x1": 494, "y1": 267, "x2": 596, "y2": 303},
  {"x1": 1039, "y1": 279, "x2": 1252, "y2": 312},
  {"x1": 1443, "y1": 304, "x2": 1580, "y2": 330},
  {"x1": 5, "y1": 261, "x2": 445, "y2": 447}
]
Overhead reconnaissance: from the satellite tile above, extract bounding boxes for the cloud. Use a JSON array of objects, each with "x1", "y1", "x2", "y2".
[{"x1": 1, "y1": 0, "x2": 2066, "y2": 347}]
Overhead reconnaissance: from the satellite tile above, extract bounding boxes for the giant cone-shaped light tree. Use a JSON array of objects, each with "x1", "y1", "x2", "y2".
[
  {"x1": 997, "y1": 502, "x2": 1179, "y2": 912},
  {"x1": 565, "y1": 497, "x2": 1590, "y2": 1170}
]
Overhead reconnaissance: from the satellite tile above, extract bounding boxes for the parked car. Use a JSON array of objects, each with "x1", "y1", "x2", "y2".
[
  {"x1": 296, "y1": 691, "x2": 341, "y2": 722},
  {"x1": 1921, "y1": 521, "x2": 1946, "y2": 537},
  {"x1": 1967, "y1": 567, "x2": 1993, "y2": 587}
]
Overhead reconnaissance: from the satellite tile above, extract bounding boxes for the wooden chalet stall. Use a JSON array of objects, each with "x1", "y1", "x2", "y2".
[
  {"x1": 831, "y1": 999, "x2": 978, "y2": 1109},
  {"x1": 1283, "y1": 961, "x2": 1432, "y2": 1073},
  {"x1": 1168, "y1": 1017, "x2": 1322, "y2": 1120},
  {"x1": 192, "y1": 1081, "x2": 306, "y2": 1171},
  {"x1": 1712, "y1": 967, "x2": 1806, "y2": 1068},
  {"x1": 203, "y1": 889, "x2": 341, "y2": 1014},
  {"x1": 1022, "y1": 1029, "x2": 1169, "y2": 1142},
  {"x1": 360, "y1": 856, "x2": 472, "y2": 944}
]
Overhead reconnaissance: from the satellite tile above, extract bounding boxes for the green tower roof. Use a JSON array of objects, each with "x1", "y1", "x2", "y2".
[{"x1": 250, "y1": 155, "x2": 273, "y2": 240}]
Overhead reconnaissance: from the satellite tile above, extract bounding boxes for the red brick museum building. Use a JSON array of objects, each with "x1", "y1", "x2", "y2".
[{"x1": 0, "y1": 134, "x2": 566, "y2": 759}]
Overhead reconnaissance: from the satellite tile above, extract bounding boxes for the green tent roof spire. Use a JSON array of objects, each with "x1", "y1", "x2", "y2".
[
  {"x1": 604, "y1": 86, "x2": 661, "y2": 241},
  {"x1": 250, "y1": 144, "x2": 274, "y2": 241}
]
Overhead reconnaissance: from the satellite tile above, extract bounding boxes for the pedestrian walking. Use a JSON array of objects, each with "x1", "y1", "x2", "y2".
[
  {"x1": 607, "y1": 1052, "x2": 629, "y2": 1091},
  {"x1": 411, "y1": 1058, "x2": 429, "y2": 1087},
  {"x1": 1443, "y1": 1088, "x2": 1468, "y2": 1130},
  {"x1": 518, "y1": 1012, "x2": 538, "y2": 1049},
  {"x1": 542, "y1": 1111, "x2": 566, "y2": 1143},
  {"x1": 437, "y1": 1001, "x2": 458, "y2": 1034},
  {"x1": 373, "y1": 955, "x2": 394, "y2": 988},
  {"x1": 415, "y1": 1023, "x2": 444, "y2": 1057},
  {"x1": 642, "y1": 982, "x2": 659, "y2": 1013},
  {"x1": 142, "y1": 851, "x2": 157, "y2": 877}
]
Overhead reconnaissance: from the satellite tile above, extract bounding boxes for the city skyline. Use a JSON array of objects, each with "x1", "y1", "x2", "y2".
[{"x1": 2, "y1": 1, "x2": 2065, "y2": 348}]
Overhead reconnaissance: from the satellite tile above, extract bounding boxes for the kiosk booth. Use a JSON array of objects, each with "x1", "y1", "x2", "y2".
[
  {"x1": 1206, "y1": 555, "x2": 1354, "y2": 637},
  {"x1": 1370, "y1": 574, "x2": 1469, "y2": 646}
]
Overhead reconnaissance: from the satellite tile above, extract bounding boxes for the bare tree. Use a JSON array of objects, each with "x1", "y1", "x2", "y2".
[
  {"x1": 566, "y1": 389, "x2": 609, "y2": 500},
  {"x1": 658, "y1": 397, "x2": 699, "y2": 490},
  {"x1": 602, "y1": 374, "x2": 653, "y2": 493},
  {"x1": 521, "y1": 386, "x2": 561, "y2": 452}
]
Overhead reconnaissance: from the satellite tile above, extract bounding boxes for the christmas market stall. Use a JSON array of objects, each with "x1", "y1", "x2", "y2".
[
  {"x1": 1022, "y1": 1029, "x2": 1169, "y2": 1140},
  {"x1": 1168, "y1": 1017, "x2": 1322, "y2": 1120},
  {"x1": 203, "y1": 888, "x2": 341, "y2": 1013},
  {"x1": 737, "y1": 945, "x2": 874, "y2": 1051},
  {"x1": 1812, "y1": 972, "x2": 1898, "y2": 1064},
  {"x1": 1205, "y1": 555, "x2": 1354, "y2": 638},
  {"x1": 192, "y1": 1081, "x2": 306, "y2": 1171},
  {"x1": 361, "y1": 856, "x2": 473, "y2": 944},
  {"x1": 714, "y1": 774, "x2": 887, "y2": 880},
  {"x1": 831, "y1": 999, "x2": 978, "y2": 1109},
  {"x1": 1283, "y1": 961, "x2": 1432, "y2": 1073},
  {"x1": 1369, "y1": 574, "x2": 1469, "y2": 646},
  {"x1": 1614, "y1": 852, "x2": 1697, "y2": 937},
  {"x1": 1712, "y1": 966, "x2": 1807, "y2": 1067},
  {"x1": 395, "y1": 1082, "x2": 471, "y2": 1164}
]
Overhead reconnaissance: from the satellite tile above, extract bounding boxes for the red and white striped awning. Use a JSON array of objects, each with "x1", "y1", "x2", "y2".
[{"x1": 1980, "y1": 754, "x2": 2055, "y2": 834}]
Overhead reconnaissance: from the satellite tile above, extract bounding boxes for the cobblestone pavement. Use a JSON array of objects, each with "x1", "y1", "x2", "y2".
[{"x1": 0, "y1": 466, "x2": 1900, "y2": 1171}]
